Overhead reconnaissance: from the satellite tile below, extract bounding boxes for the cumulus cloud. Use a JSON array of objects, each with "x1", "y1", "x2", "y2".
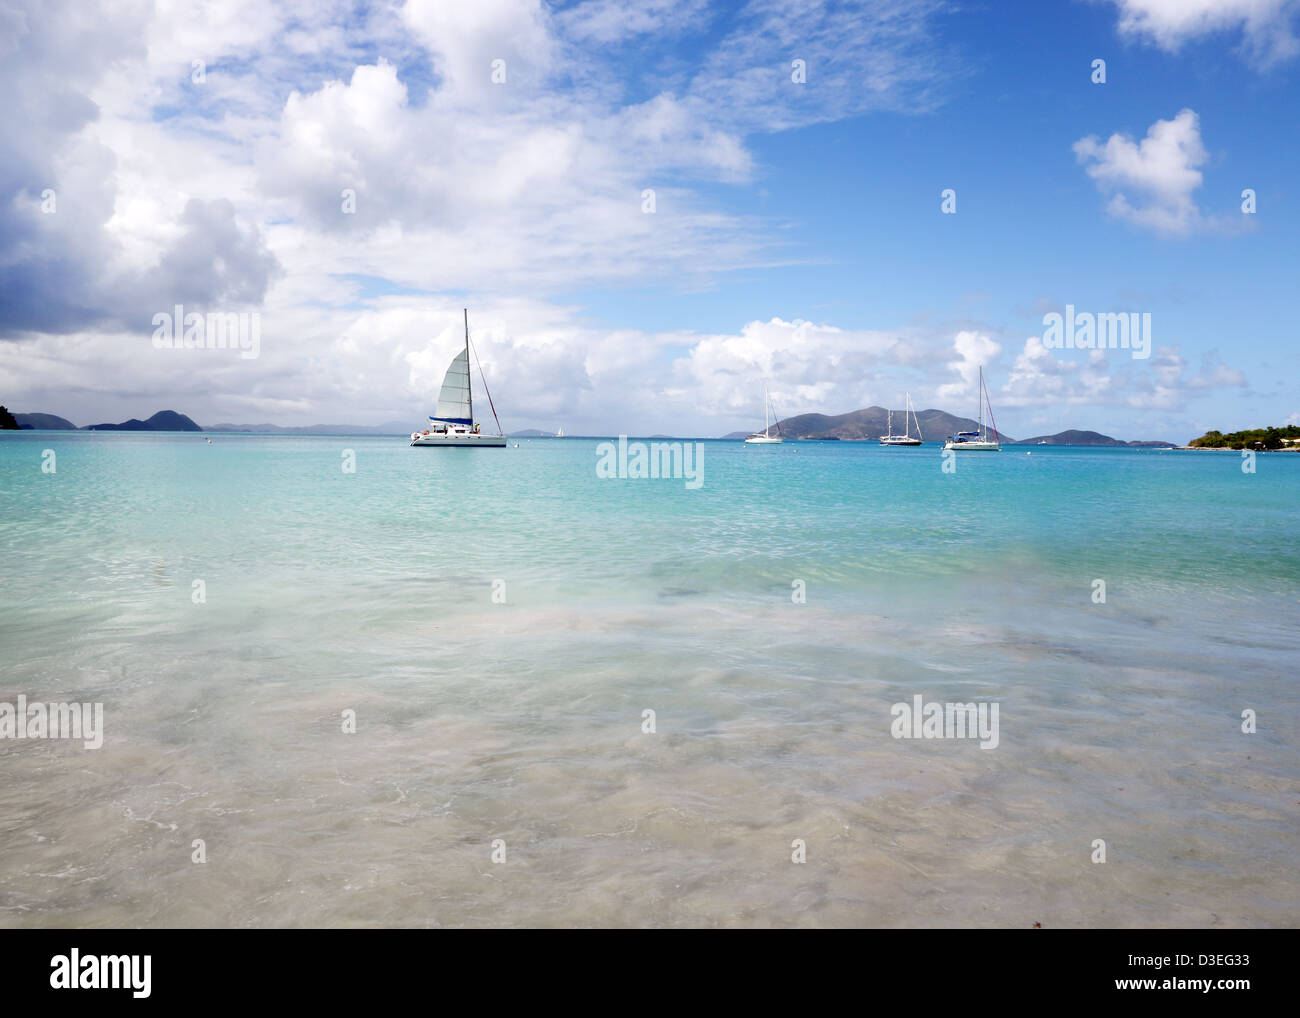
[
  {"x1": 3, "y1": 0, "x2": 960, "y2": 349},
  {"x1": 937, "y1": 330, "x2": 1002, "y2": 402},
  {"x1": 1000, "y1": 334, "x2": 1247, "y2": 411},
  {"x1": 0, "y1": 0, "x2": 282, "y2": 338},
  {"x1": 675, "y1": 316, "x2": 916, "y2": 419},
  {"x1": 1073, "y1": 109, "x2": 1210, "y2": 235},
  {"x1": 1105, "y1": 0, "x2": 1300, "y2": 67},
  {"x1": 401, "y1": 0, "x2": 558, "y2": 101},
  {"x1": 16, "y1": 0, "x2": 1249, "y2": 439}
]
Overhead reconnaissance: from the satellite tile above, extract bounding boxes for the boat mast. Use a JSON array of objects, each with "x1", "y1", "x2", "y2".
[
  {"x1": 983, "y1": 369, "x2": 999, "y2": 445},
  {"x1": 978, "y1": 366, "x2": 984, "y2": 441},
  {"x1": 464, "y1": 308, "x2": 473, "y2": 424}
]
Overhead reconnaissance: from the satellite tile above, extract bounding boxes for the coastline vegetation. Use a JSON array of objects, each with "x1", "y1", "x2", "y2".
[{"x1": 1189, "y1": 425, "x2": 1300, "y2": 450}]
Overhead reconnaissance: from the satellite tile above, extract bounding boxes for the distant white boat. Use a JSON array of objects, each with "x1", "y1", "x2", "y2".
[
  {"x1": 745, "y1": 384, "x2": 783, "y2": 444},
  {"x1": 880, "y1": 392, "x2": 923, "y2": 446},
  {"x1": 942, "y1": 366, "x2": 1000, "y2": 451},
  {"x1": 411, "y1": 309, "x2": 506, "y2": 447},
  {"x1": 555, "y1": 425, "x2": 565, "y2": 438}
]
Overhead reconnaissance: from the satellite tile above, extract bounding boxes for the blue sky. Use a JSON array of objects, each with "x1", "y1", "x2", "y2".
[{"x1": 2, "y1": 0, "x2": 1297, "y2": 440}]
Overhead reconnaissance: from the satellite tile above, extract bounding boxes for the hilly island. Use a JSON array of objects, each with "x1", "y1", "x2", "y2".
[
  {"x1": 8, "y1": 404, "x2": 1295, "y2": 448},
  {"x1": 720, "y1": 406, "x2": 1176, "y2": 446}
]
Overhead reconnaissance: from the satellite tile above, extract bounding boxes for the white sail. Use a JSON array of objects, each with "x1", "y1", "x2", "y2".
[
  {"x1": 433, "y1": 349, "x2": 472, "y2": 424},
  {"x1": 411, "y1": 308, "x2": 505, "y2": 447}
]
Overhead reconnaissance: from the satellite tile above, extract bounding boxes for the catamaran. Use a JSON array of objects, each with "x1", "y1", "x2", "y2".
[
  {"x1": 410, "y1": 309, "x2": 506, "y2": 447},
  {"x1": 745, "y1": 384, "x2": 783, "y2": 444},
  {"x1": 942, "y1": 366, "x2": 1000, "y2": 451},
  {"x1": 880, "y1": 392, "x2": 923, "y2": 446}
]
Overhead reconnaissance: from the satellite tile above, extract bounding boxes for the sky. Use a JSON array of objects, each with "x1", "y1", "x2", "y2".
[{"x1": 1, "y1": 0, "x2": 1297, "y2": 441}]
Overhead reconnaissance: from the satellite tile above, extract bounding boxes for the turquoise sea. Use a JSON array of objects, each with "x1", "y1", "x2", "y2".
[{"x1": 1, "y1": 431, "x2": 1297, "y2": 927}]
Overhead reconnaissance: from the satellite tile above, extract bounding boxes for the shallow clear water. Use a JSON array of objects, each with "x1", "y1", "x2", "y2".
[{"x1": 1, "y1": 432, "x2": 1297, "y2": 927}]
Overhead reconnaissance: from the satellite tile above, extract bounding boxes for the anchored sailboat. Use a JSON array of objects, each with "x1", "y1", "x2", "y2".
[
  {"x1": 942, "y1": 366, "x2": 1000, "y2": 451},
  {"x1": 880, "y1": 392, "x2": 924, "y2": 446},
  {"x1": 745, "y1": 385, "x2": 783, "y2": 444},
  {"x1": 410, "y1": 309, "x2": 506, "y2": 447}
]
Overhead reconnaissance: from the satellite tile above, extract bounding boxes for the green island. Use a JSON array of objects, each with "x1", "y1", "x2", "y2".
[{"x1": 1188, "y1": 425, "x2": 1300, "y2": 450}]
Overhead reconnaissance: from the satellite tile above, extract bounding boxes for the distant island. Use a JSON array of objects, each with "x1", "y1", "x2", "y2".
[
  {"x1": 8, "y1": 403, "x2": 1269, "y2": 449},
  {"x1": 721, "y1": 407, "x2": 1174, "y2": 446},
  {"x1": 1014, "y1": 429, "x2": 1176, "y2": 448},
  {"x1": 723, "y1": 406, "x2": 1015, "y2": 442},
  {"x1": 1186, "y1": 426, "x2": 1300, "y2": 451},
  {"x1": 84, "y1": 410, "x2": 201, "y2": 432},
  {"x1": 6, "y1": 412, "x2": 411, "y2": 435},
  {"x1": 11, "y1": 411, "x2": 77, "y2": 430},
  {"x1": 6, "y1": 410, "x2": 202, "y2": 431}
]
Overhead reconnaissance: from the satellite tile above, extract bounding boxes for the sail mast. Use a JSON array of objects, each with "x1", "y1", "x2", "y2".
[
  {"x1": 983, "y1": 369, "x2": 999, "y2": 444},
  {"x1": 464, "y1": 308, "x2": 473, "y2": 424}
]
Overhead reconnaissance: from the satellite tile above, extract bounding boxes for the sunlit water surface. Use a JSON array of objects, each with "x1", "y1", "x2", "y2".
[{"x1": 1, "y1": 433, "x2": 1296, "y2": 927}]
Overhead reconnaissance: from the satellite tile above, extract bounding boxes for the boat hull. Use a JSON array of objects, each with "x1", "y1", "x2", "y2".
[
  {"x1": 879, "y1": 437, "x2": 923, "y2": 446},
  {"x1": 410, "y1": 433, "x2": 506, "y2": 447},
  {"x1": 744, "y1": 435, "x2": 783, "y2": 444},
  {"x1": 942, "y1": 441, "x2": 1000, "y2": 451}
]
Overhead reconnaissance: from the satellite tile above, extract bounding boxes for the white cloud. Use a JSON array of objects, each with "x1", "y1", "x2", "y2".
[
  {"x1": 687, "y1": 0, "x2": 953, "y2": 134},
  {"x1": 401, "y1": 0, "x2": 558, "y2": 101},
  {"x1": 1073, "y1": 109, "x2": 1209, "y2": 235},
  {"x1": 1000, "y1": 335, "x2": 1247, "y2": 412},
  {"x1": 558, "y1": 0, "x2": 712, "y2": 44},
  {"x1": 10, "y1": 0, "x2": 1251, "y2": 440},
  {"x1": 1106, "y1": 0, "x2": 1300, "y2": 67},
  {"x1": 937, "y1": 330, "x2": 1001, "y2": 402},
  {"x1": 2, "y1": 0, "x2": 958, "y2": 345},
  {"x1": 675, "y1": 316, "x2": 913, "y2": 418}
]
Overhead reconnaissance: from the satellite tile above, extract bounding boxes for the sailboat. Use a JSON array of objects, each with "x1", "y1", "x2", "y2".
[
  {"x1": 744, "y1": 385, "x2": 783, "y2": 444},
  {"x1": 942, "y1": 366, "x2": 1000, "y2": 451},
  {"x1": 555, "y1": 425, "x2": 565, "y2": 438},
  {"x1": 879, "y1": 392, "x2": 923, "y2": 446},
  {"x1": 410, "y1": 309, "x2": 506, "y2": 447}
]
